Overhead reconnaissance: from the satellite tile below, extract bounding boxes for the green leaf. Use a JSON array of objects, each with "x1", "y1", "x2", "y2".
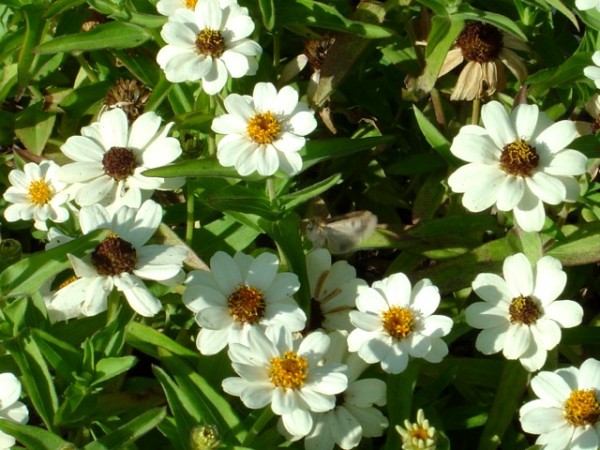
[
  {"x1": 301, "y1": 136, "x2": 393, "y2": 169},
  {"x1": 547, "y1": 222, "x2": 600, "y2": 265},
  {"x1": 193, "y1": 213, "x2": 262, "y2": 259},
  {"x1": 35, "y1": 22, "x2": 150, "y2": 54},
  {"x1": 93, "y1": 356, "x2": 138, "y2": 386},
  {"x1": 413, "y1": 106, "x2": 456, "y2": 165},
  {"x1": 0, "y1": 420, "x2": 71, "y2": 450},
  {"x1": 546, "y1": 0, "x2": 579, "y2": 29},
  {"x1": 527, "y1": 52, "x2": 591, "y2": 89},
  {"x1": 44, "y1": 0, "x2": 86, "y2": 17},
  {"x1": 17, "y1": 4, "x2": 46, "y2": 91},
  {"x1": 455, "y1": 5, "x2": 528, "y2": 41},
  {"x1": 14, "y1": 102, "x2": 56, "y2": 155},
  {"x1": 0, "y1": 229, "x2": 108, "y2": 297},
  {"x1": 173, "y1": 111, "x2": 214, "y2": 133},
  {"x1": 414, "y1": 0, "x2": 449, "y2": 16},
  {"x1": 125, "y1": 321, "x2": 200, "y2": 359},
  {"x1": 31, "y1": 329, "x2": 81, "y2": 381},
  {"x1": 82, "y1": 407, "x2": 166, "y2": 450},
  {"x1": 279, "y1": 173, "x2": 342, "y2": 211},
  {"x1": 204, "y1": 185, "x2": 280, "y2": 220},
  {"x1": 143, "y1": 158, "x2": 263, "y2": 181},
  {"x1": 259, "y1": 0, "x2": 275, "y2": 31}
]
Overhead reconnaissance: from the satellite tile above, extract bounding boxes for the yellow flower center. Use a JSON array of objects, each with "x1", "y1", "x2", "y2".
[
  {"x1": 411, "y1": 426, "x2": 430, "y2": 441},
  {"x1": 246, "y1": 112, "x2": 281, "y2": 145},
  {"x1": 227, "y1": 285, "x2": 266, "y2": 325},
  {"x1": 195, "y1": 28, "x2": 225, "y2": 57},
  {"x1": 508, "y1": 295, "x2": 541, "y2": 325},
  {"x1": 28, "y1": 179, "x2": 53, "y2": 205},
  {"x1": 269, "y1": 351, "x2": 309, "y2": 390},
  {"x1": 456, "y1": 22, "x2": 504, "y2": 63},
  {"x1": 564, "y1": 389, "x2": 600, "y2": 427},
  {"x1": 500, "y1": 140, "x2": 539, "y2": 177},
  {"x1": 184, "y1": 0, "x2": 198, "y2": 9},
  {"x1": 382, "y1": 306, "x2": 414, "y2": 340}
]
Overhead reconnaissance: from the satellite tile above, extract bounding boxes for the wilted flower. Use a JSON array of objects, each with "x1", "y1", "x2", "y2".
[{"x1": 104, "y1": 78, "x2": 150, "y2": 122}]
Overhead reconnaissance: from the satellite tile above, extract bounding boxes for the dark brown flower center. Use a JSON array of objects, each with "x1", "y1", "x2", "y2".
[
  {"x1": 456, "y1": 22, "x2": 504, "y2": 63},
  {"x1": 508, "y1": 295, "x2": 540, "y2": 325},
  {"x1": 500, "y1": 140, "x2": 539, "y2": 177},
  {"x1": 102, "y1": 146, "x2": 137, "y2": 181},
  {"x1": 564, "y1": 389, "x2": 600, "y2": 427},
  {"x1": 105, "y1": 78, "x2": 150, "y2": 122},
  {"x1": 227, "y1": 284, "x2": 266, "y2": 324},
  {"x1": 196, "y1": 28, "x2": 225, "y2": 58},
  {"x1": 92, "y1": 235, "x2": 137, "y2": 276}
]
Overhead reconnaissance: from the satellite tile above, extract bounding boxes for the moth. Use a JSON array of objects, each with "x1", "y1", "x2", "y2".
[{"x1": 304, "y1": 210, "x2": 378, "y2": 254}]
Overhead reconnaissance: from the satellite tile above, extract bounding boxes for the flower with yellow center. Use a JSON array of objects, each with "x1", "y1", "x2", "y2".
[
  {"x1": 3, "y1": 160, "x2": 70, "y2": 231},
  {"x1": 520, "y1": 358, "x2": 600, "y2": 449},
  {"x1": 347, "y1": 273, "x2": 453, "y2": 374},
  {"x1": 212, "y1": 82, "x2": 317, "y2": 176},
  {"x1": 466, "y1": 253, "x2": 583, "y2": 372},
  {"x1": 222, "y1": 326, "x2": 348, "y2": 438},
  {"x1": 448, "y1": 100, "x2": 587, "y2": 232},
  {"x1": 156, "y1": 0, "x2": 261, "y2": 95},
  {"x1": 438, "y1": 21, "x2": 528, "y2": 101},
  {"x1": 183, "y1": 251, "x2": 306, "y2": 355},
  {"x1": 396, "y1": 409, "x2": 437, "y2": 450}
]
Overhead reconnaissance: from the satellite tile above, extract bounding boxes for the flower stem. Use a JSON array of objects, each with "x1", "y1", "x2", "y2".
[
  {"x1": 266, "y1": 177, "x2": 276, "y2": 202},
  {"x1": 207, "y1": 96, "x2": 217, "y2": 156},
  {"x1": 106, "y1": 289, "x2": 121, "y2": 325},
  {"x1": 242, "y1": 408, "x2": 275, "y2": 447},
  {"x1": 471, "y1": 97, "x2": 481, "y2": 125},
  {"x1": 272, "y1": 33, "x2": 281, "y2": 69},
  {"x1": 186, "y1": 183, "x2": 195, "y2": 246},
  {"x1": 384, "y1": 360, "x2": 419, "y2": 449},
  {"x1": 74, "y1": 53, "x2": 98, "y2": 83}
]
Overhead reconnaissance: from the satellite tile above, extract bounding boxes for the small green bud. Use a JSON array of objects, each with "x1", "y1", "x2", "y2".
[{"x1": 190, "y1": 425, "x2": 221, "y2": 450}]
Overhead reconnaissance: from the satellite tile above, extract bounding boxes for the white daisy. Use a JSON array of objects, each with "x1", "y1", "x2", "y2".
[
  {"x1": 302, "y1": 331, "x2": 388, "y2": 450},
  {"x1": 0, "y1": 373, "x2": 29, "y2": 450},
  {"x1": 3, "y1": 160, "x2": 70, "y2": 231},
  {"x1": 396, "y1": 409, "x2": 437, "y2": 450},
  {"x1": 520, "y1": 358, "x2": 600, "y2": 450},
  {"x1": 156, "y1": 0, "x2": 241, "y2": 16},
  {"x1": 222, "y1": 325, "x2": 348, "y2": 438},
  {"x1": 465, "y1": 253, "x2": 583, "y2": 372},
  {"x1": 306, "y1": 249, "x2": 365, "y2": 333},
  {"x1": 584, "y1": 51, "x2": 600, "y2": 89},
  {"x1": 448, "y1": 100, "x2": 587, "y2": 232},
  {"x1": 211, "y1": 81, "x2": 317, "y2": 176},
  {"x1": 183, "y1": 251, "x2": 306, "y2": 355},
  {"x1": 57, "y1": 108, "x2": 183, "y2": 212},
  {"x1": 347, "y1": 273, "x2": 453, "y2": 374},
  {"x1": 156, "y1": 0, "x2": 262, "y2": 95},
  {"x1": 576, "y1": 0, "x2": 600, "y2": 11},
  {"x1": 46, "y1": 200, "x2": 187, "y2": 319}
]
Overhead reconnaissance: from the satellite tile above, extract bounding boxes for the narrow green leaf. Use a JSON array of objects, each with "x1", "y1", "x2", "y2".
[
  {"x1": 280, "y1": 173, "x2": 342, "y2": 211},
  {"x1": 14, "y1": 102, "x2": 56, "y2": 155},
  {"x1": 82, "y1": 407, "x2": 166, "y2": 450},
  {"x1": 546, "y1": 0, "x2": 579, "y2": 29},
  {"x1": 204, "y1": 185, "x2": 280, "y2": 220},
  {"x1": 413, "y1": 106, "x2": 456, "y2": 164},
  {"x1": 506, "y1": 228, "x2": 543, "y2": 263},
  {"x1": 455, "y1": 5, "x2": 528, "y2": 41},
  {"x1": 35, "y1": 22, "x2": 150, "y2": 54},
  {"x1": 0, "y1": 229, "x2": 108, "y2": 297},
  {"x1": 414, "y1": 0, "x2": 449, "y2": 16},
  {"x1": 301, "y1": 136, "x2": 393, "y2": 168},
  {"x1": 143, "y1": 158, "x2": 263, "y2": 181},
  {"x1": 526, "y1": 52, "x2": 591, "y2": 89},
  {"x1": 547, "y1": 222, "x2": 600, "y2": 265},
  {"x1": 112, "y1": 49, "x2": 160, "y2": 87},
  {"x1": 125, "y1": 321, "x2": 200, "y2": 359},
  {"x1": 93, "y1": 356, "x2": 138, "y2": 386},
  {"x1": 44, "y1": 0, "x2": 86, "y2": 17},
  {"x1": 259, "y1": 0, "x2": 275, "y2": 31},
  {"x1": 17, "y1": 4, "x2": 46, "y2": 90},
  {"x1": 193, "y1": 213, "x2": 262, "y2": 259},
  {"x1": 30, "y1": 329, "x2": 81, "y2": 382},
  {"x1": 0, "y1": 420, "x2": 71, "y2": 450}
]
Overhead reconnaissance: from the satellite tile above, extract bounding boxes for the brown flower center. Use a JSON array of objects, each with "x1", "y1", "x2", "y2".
[
  {"x1": 91, "y1": 235, "x2": 137, "y2": 276},
  {"x1": 227, "y1": 284, "x2": 266, "y2": 324},
  {"x1": 269, "y1": 351, "x2": 308, "y2": 390},
  {"x1": 28, "y1": 179, "x2": 53, "y2": 205},
  {"x1": 103, "y1": 147, "x2": 137, "y2": 181},
  {"x1": 382, "y1": 306, "x2": 414, "y2": 340},
  {"x1": 564, "y1": 389, "x2": 600, "y2": 427},
  {"x1": 500, "y1": 140, "x2": 539, "y2": 177},
  {"x1": 246, "y1": 112, "x2": 281, "y2": 145},
  {"x1": 508, "y1": 295, "x2": 541, "y2": 325},
  {"x1": 105, "y1": 78, "x2": 150, "y2": 122},
  {"x1": 196, "y1": 28, "x2": 225, "y2": 58},
  {"x1": 456, "y1": 22, "x2": 504, "y2": 63}
]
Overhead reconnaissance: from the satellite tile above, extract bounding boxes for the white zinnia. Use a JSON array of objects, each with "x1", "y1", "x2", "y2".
[
  {"x1": 222, "y1": 326, "x2": 348, "y2": 438},
  {"x1": 183, "y1": 251, "x2": 306, "y2": 355},
  {"x1": 448, "y1": 101, "x2": 587, "y2": 232},
  {"x1": 347, "y1": 273, "x2": 453, "y2": 374},
  {"x1": 156, "y1": 0, "x2": 261, "y2": 95},
  {"x1": 584, "y1": 51, "x2": 600, "y2": 89},
  {"x1": 576, "y1": 0, "x2": 600, "y2": 11},
  {"x1": 306, "y1": 249, "x2": 365, "y2": 332},
  {"x1": 0, "y1": 373, "x2": 28, "y2": 450},
  {"x1": 3, "y1": 160, "x2": 70, "y2": 231},
  {"x1": 46, "y1": 200, "x2": 187, "y2": 319},
  {"x1": 302, "y1": 331, "x2": 388, "y2": 450},
  {"x1": 520, "y1": 358, "x2": 600, "y2": 450},
  {"x1": 465, "y1": 253, "x2": 583, "y2": 372},
  {"x1": 57, "y1": 108, "x2": 183, "y2": 212},
  {"x1": 211, "y1": 82, "x2": 317, "y2": 176}
]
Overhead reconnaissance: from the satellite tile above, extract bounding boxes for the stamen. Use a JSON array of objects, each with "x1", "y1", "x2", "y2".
[
  {"x1": 269, "y1": 351, "x2": 309, "y2": 390},
  {"x1": 102, "y1": 147, "x2": 137, "y2": 181},
  {"x1": 564, "y1": 389, "x2": 600, "y2": 427},
  {"x1": 227, "y1": 284, "x2": 266, "y2": 324},
  {"x1": 196, "y1": 29, "x2": 225, "y2": 57},
  {"x1": 382, "y1": 306, "x2": 415, "y2": 340},
  {"x1": 508, "y1": 295, "x2": 541, "y2": 325},
  {"x1": 246, "y1": 112, "x2": 281, "y2": 145},
  {"x1": 500, "y1": 140, "x2": 539, "y2": 177}
]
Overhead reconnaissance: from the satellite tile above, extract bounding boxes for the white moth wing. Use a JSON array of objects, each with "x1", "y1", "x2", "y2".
[{"x1": 322, "y1": 211, "x2": 378, "y2": 254}]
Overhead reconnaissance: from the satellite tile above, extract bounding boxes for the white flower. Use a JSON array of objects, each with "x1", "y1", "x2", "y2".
[
  {"x1": 576, "y1": 0, "x2": 600, "y2": 11},
  {"x1": 0, "y1": 373, "x2": 29, "y2": 450},
  {"x1": 347, "y1": 273, "x2": 453, "y2": 374},
  {"x1": 46, "y1": 200, "x2": 187, "y2": 319},
  {"x1": 520, "y1": 358, "x2": 600, "y2": 450},
  {"x1": 211, "y1": 82, "x2": 317, "y2": 176},
  {"x1": 57, "y1": 108, "x2": 183, "y2": 212},
  {"x1": 396, "y1": 409, "x2": 437, "y2": 450},
  {"x1": 183, "y1": 251, "x2": 306, "y2": 355},
  {"x1": 306, "y1": 249, "x2": 365, "y2": 332},
  {"x1": 448, "y1": 101, "x2": 587, "y2": 232},
  {"x1": 465, "y1": 253, "x2": 583, "y2": 372},
  {"x1": 156, "y1": 0, "x2": 241, "y2": 16},
  {"x1": 584, "y1": 51, "x2": 600, "y2": 89},
  {"x1": 3, "y1": 160, "x2": 70, "y2": 231},
  {"x1": 302, "y1": 331, "x2": 388, "y2": 450},
  {"x1": 222, "y1": 326, "x2": 348, "y2": 438},
  {"x1": 156, "y1": 0, "x2": 262, "y2": 95}
]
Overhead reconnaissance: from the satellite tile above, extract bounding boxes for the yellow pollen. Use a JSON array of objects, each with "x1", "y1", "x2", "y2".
[
  {"x1": 508, "y1": 295, "x2": 541, "y2": 325},
  {"x1": 382, "y1": 306, "x2": 414, "y2": 340},
  {"x1": 500, "y1": 140, "x2": 539, "y2": 177},
  {"x1": 28, "y1": 179, "x2": 53, "y2": 205},
  {"x1": 184, "y1": 0, "x2": 198, "y2": 8},
  {"x1": 227, "y1": 284, "x2": 266, "y2": 325},
  {"x1": 411, "y1": 427, "x2": 430, "y2": 441},
  {"x1": 195, "y1": 28, "x2": 225, "y2": 57},
  {"x1": 58, "y1": 275, "x2": 78, "y2": 290},
  {"x1": 246, "y1": 112, "x2": 281, "y2": 145},
  {"x1": 564, "y1": 389, "x2": 600, "y2": 427},
  {"x1": 269, "y1": 351, "x2": 308, "y2": 390}
]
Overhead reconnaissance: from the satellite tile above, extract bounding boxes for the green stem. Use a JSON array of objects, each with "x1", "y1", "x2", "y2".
[
  {"x1": 272, "y1": 33, "x2": 281, "y2": 69},
  {"x1": 430, "y1": 87, "x2": 447, "y2": 129},
  {"x1": 242, "y1": 408, "x2": 275, "y2": 447},
  {"x1": 384, "y1": 360, "x2": 420, "y2": 450},
  {"x1": 106, "y1": 290, "x2": 121, "y2": 325},
  {"x1": 207, "y1": 96, "x2": 217, "y2": 156},
  {"x1": 186, "y1": 184, "x2": 195, "y2": 246},
  {"x1": 74, "y1": 53, "x2": 98, "y2": 83},
  {"x1": 471, "y1": 97, "x2": 481, "y2": 125},
  {"x1": 266, "y1": 177, "x2": 276, "y2": 202}
]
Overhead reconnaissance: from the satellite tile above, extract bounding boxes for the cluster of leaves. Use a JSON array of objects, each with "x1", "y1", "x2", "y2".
[{"x1": 0, "y1": 0, "x2": 600, "y2": 449}]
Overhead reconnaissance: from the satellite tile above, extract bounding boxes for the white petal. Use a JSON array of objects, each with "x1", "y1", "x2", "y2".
[
  {"x1": 544, "y1": 301, "x2": 583, "y2": 328},
  {"x1": 526, "y1": 172, "x2": 566, "y2": 205},
  {"x1": 534, "y1": 120, "x2": 578, "y2": 154},
  {"x1": 481, "y1": 101, "x2": 517, "y2": 148}
]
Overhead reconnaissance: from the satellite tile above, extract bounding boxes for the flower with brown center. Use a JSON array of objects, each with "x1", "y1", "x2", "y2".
[{"x1": 438, "y1": 21, "x2": 528, "y2": 100}]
